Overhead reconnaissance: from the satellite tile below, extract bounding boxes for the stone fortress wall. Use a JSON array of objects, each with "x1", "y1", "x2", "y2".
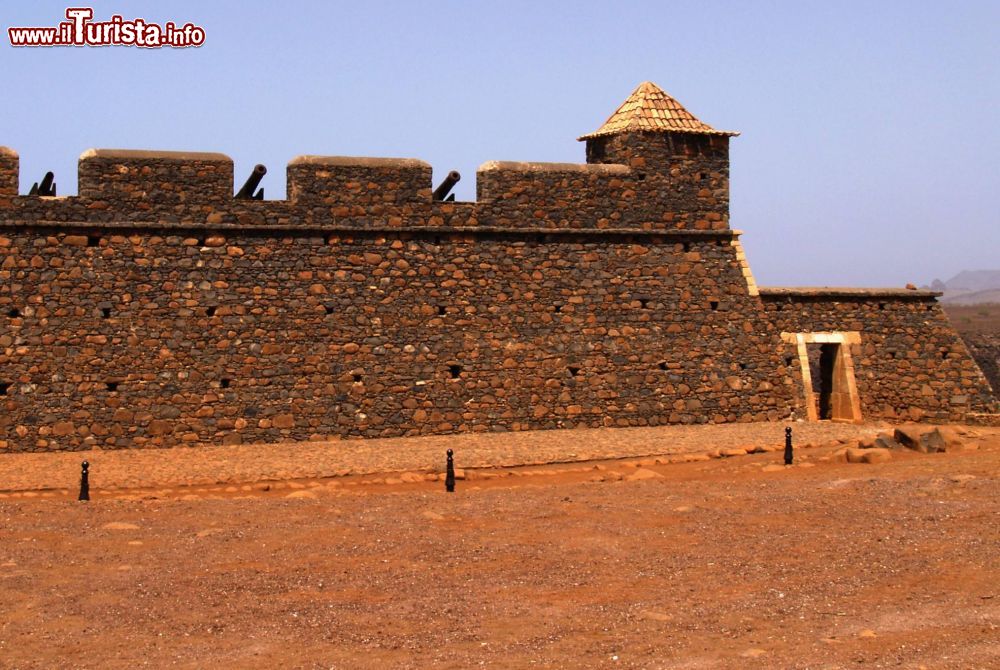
[{"x1": 0, "y1": 83, "x2": 994, "y2": 452}]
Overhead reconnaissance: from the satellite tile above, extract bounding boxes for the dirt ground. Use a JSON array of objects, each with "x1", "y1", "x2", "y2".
[{"x1": 1, "y1": 426, "x2": 999, "y2": 669}]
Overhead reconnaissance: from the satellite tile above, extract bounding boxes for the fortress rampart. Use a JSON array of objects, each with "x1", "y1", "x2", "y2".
[{"x1": 0, "y1": 82, "x2": 994, "y2": 451}]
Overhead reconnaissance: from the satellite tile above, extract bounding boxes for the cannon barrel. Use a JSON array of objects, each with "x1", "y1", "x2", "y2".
[
  {"x1": 235, "y1": 164, "x2": 267, "y2": 199},
  {"x1": 30, "y1": 171, "x2": 56, "y2": 196},
  {"x1": 432, "y1": 170, "x2": 461, "y2": 201}
]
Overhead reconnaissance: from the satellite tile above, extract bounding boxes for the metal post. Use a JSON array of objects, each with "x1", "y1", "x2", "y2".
[
  {"x1": 445, "y1": 449, "x2": 455, "y2": 493},
  {"x1": 784, "y1": 427, "x2": 793, "y2": 466},
  {"x1": 78, "y1": 460, "x2": 90, "y2": 501}
]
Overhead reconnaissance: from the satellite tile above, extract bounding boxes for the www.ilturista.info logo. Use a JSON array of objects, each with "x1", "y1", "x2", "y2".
[{"x1": 8, "y1": 7, "x2": 205, "y2": 48}]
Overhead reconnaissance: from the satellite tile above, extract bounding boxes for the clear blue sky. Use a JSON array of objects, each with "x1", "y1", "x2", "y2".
[{"x1": 2, "y1": 1, "x2": 997, "y2": 287}]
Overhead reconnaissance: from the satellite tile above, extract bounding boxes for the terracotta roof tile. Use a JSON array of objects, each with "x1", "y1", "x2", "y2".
[{"x1": 579, "y1": 81, "x2": 738, "y2": 140}]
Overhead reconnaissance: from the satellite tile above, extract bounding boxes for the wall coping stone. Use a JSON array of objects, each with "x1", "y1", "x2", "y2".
[
  {"x1": 0, "y1": 146, "x2": 18, "y2": 158},
  {"x1": 759, "y1": 287, "x2": 942, "y2": 299},
  {"x1": 80, "y1": 148, "x2": 232, "y2": 162},
  {"x1": 288, "y1": 155, "x2": 430, "y2": 169},
  {"x1": 0, "y1": 219, "x2": 741, "y2": 239},
  {"x1": 478, "y1": 160, "x2": 630, "y2": 175}
]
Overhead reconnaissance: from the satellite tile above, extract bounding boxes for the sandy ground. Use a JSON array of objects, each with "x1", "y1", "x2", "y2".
[{"x1": 1, "y1": 424, "x2": 998, "y2": 669}]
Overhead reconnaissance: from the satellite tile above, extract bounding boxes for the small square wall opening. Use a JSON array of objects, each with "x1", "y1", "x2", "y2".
[
  {"x1": 220, "y1": 378, "x2": 231, "y2": 389},
  {"x1": 710, "y1": 301, "x2": 719, "y2": 311},
  {"x1": 87, "y1": 235, "x2": 101, "y2": 248},
  {"x1": 7, "y1": 307, "x2": 20, "y2": 318},
  {"x1": 567, "y1": 366, "x2": 581, "y2": 377},
  {"x1": 101, "y1": 307, "x2": 111, "y2": 319},
  {"x1": 554, "y1": 304, "x2": 563, "y2": 313},
  {"x1": 437, "y1": 305, "x2": 446, "y2": 316},
  {"x1": 353, "y1": 374, "x2": 363, "y2": 383},
  {"x1": 0, "y1": 382, "x2": 10, "y2": 396},
  {"x1": 449, "y1": 364, "x2": 463, "y2": 379},
  {"x1": 205, "y1": 306, "x2": 217, "y2": 317},
  {"x1": 325, "y1": 305, "x2": 334, "y2": 315},
  {"x1": 682, "y1": 242, "x2": 691, "y2": 252},
  {"x1": 657, "y1": 361, "x2": 667, "y2": 371},
  {"x1": 106, "y1": 381, "x2": 118, "y2": 392}
]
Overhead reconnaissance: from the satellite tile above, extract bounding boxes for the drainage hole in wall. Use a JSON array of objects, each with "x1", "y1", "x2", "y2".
[
  {"x1": 325, "y1": 305, "x2": 335, "y2": 315},
  {"x1": 940, "y1": 350, "x2": 949, "y2": 360},
  {"x1": 353, "y1": 374, "x2": 363, "y2": 383},
  {"x1": 437, "y1": 305, "x2": 446, "y2": 316},
  {"x1": 0, "y1": 382, "x2": 9, "y2": 396},
  {"x1": 658, "y1": 361, "x2": 667, "y2": 371},
  {"x1": 220, "y1": 378, "x2": 231, "y2": 389},
  {"x1": 7, "y1": 307, "x2": 20, "y2": 318},
  {"x1": 106, "y1": 382, "x2": 118, "y2": 392},
  {"x1": 710, "y1": 301, "x2": 719, "y2": 311},
  {"x1": 449, "y1": 364, "x2": 463, "y2": 379},
  {"x1": 87, "y1": 235, "x2": 100, "y2": 248},
  {"x1": 206, "y1": 306, "x2": 217, "y2": 317},
  {"x1": 785, "y1": 356, "x2": 793, "y2": 366},
  {"x1": 554, "y1": 304, "x2": 562, "y2": 313},
  {"x1": 639, "y1": 298, "x2": 650, "y2": 309},
  {"x1": 739, "y1": 362, "x2": 748, "y2": 370},
  {"x1": 567, "y1": 366, "x2": 581, "y2": 377},
  {"x1": 878, "y1": 302, "x2": 886, "y2": 310},
  {"x1": 683, "y1": 242, "x2": 691, "y2": 252},
  {"x1": 101, "y1": 307, "x2": 111, "y2": 319}
]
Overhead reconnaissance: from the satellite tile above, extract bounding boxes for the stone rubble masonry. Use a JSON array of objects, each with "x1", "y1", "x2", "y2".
[
  {"x1": 0, "y1": 136, "x2": 993, "y2": 452},
  {"x1": 761, "y1": 289, "x2": 996, "y2": 423}
]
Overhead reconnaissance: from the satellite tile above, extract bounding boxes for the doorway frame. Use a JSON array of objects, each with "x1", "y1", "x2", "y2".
[{"x1": 781, "y1": 331, "x2": 863, "y2": 423}]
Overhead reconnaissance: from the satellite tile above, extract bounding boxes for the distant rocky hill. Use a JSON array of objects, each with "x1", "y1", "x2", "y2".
[{"x1": 926, "y1": 270, "x2": 1000, "y2": 305}]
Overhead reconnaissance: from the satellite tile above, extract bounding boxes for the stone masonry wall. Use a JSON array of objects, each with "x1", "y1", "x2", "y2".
[
  {"x1": 0, "y1": 224, "x2": 789, "y2": 451},
  {"x1": 0, "y1": 144, "x2": 991, "y2": 451},
  {"x1": 761, "y1": 291, "x2": 997, "y2": 422},
  {"x1": 585, "y1": 132, "x2": 730, "y2": 231}
]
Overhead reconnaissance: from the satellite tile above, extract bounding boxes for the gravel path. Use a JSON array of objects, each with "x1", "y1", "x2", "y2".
[{"x1": 0, "y1": 421, "x2": 884, "y2": 492}]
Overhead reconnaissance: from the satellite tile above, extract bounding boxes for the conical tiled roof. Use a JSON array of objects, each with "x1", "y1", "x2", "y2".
[{"x1": 578, "y1": 81, "x2": 738, "y2": 140}]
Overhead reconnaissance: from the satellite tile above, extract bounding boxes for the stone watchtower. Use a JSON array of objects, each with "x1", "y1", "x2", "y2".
[{"x1": 579, "y1": 82, "x2": 738, "y2": 230}]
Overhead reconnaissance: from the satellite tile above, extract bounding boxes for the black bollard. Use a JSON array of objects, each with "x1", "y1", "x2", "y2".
[
  {"x1": 445, "y1": 449, "x2": 455, "y2": 493},
  {"x1": 784, "y1": 427, "x2": 793, "y2": 466},
  {"x1": 78, "y1": 460, "x2": 90, "y2": 501}
]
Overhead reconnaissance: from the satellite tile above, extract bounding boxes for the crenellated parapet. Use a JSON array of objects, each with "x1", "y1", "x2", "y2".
[{"x1": 0, "y1": 148, "x2": 728, "y2": 233}]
